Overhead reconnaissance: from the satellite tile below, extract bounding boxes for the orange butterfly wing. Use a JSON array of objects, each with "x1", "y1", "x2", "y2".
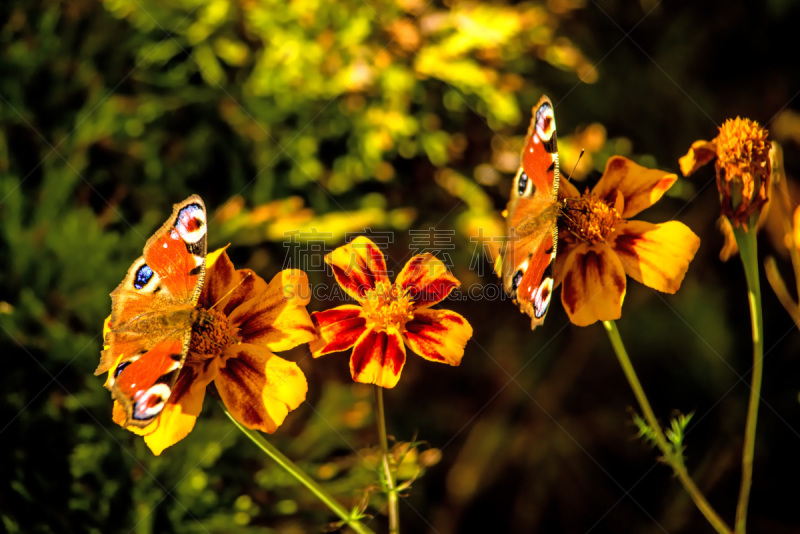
[
  {"x1": 97, "y1": 195, "x2": 207, "y2": 428},
  {"x1": 498, "y1": 96, "x2": 561, "y2": 329}
]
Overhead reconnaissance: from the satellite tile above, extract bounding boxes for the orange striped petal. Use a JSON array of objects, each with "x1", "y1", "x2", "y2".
[
  {"x1": 561, "y1": 242, "x2": 626, "y2": 326},
  {"x1": 610, "y1": 220, "x2": 700, "y2": 294},
  {"x1": 593, "y1": 156, "x2": 677, "y2": 219},
  {"x1": 142, "y1": 364, "x2": 216, "y2": 455},
  {"x1": 200, "y1": 249, "x2": 268, "y2": 315},
  {"x1": 309, "y1": 305, "x2": 368, "y2": 356},
  {"x1": 350, "y1": 328, "x2": 406, "y2": 389},
  {"x1": 325, "y1": 236, "x2": 390, "y2": 301},
  {"x1": 679, "y1": 139, "x2": 717, "y2": 177},
  {"x1": 403, "y1": 309, "x2": 472, "y2": 365},
  {"x1": 217, "y1": 345, "x2": 308, "y2": 433},
  {"x1": 553, "y1": 240, "x2": 573, "y2": 289},
  {"x1": 395, "y1": 254, "x2": 460, "y2": 309},
  {"x1": 229, "y1": 269, "x2": 316, "y2": 352}
]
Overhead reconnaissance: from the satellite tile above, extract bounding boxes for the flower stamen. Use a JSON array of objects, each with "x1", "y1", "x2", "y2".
[
  {"x1": 189, "y1": 308, "x2": 240, "y2": 359},
  {"x1": 561, "y1": 194, "x2": 621, "y2": 244},
  {"x1": 361, "y1": 281, "x2": 415, "y2": 333}
]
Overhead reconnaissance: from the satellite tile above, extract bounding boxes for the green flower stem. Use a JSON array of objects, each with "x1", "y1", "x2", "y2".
[
  {"x1": 222, "y1": 405, "x2": 375, "y2": 534},
  {"x1": 733, "y1": 226, "x2": 764, "y2": 534},
  {"x1": 602, "y1": 320, "x2": 732, "y2": 534},
  {"x1": 375, "y1": 385, "x2": 400, "y2": 534}
]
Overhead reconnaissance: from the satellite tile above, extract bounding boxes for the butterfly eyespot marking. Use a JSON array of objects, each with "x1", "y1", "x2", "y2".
[
  {"x1": 533, "y1": 277, "x2": 554, "y2": 319},
  {"x1": 511, "y1": 270, "x2": 524, "y2": 291},
  {"x1": 114, "y1": 361, "x2": 131, "y2": 379},
  {"x1": 517, "y1": 172, "x2": 530, "y2": 196},
  {"x1": 175, "y1": 203, "x2": 207, "y2": 245},
  {"x1": 131, "y1": 383, "x2": 172, "y2": 422},
  {"x1": 134, "y1": 264, "x2": 153, "y2": 290},
  {"x1": 535, "y1": 102, "x2": 558, "y2": 154}
]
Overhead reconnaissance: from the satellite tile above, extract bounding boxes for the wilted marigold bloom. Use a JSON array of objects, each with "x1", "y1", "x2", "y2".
[
  {"x1": 310, "y1": 236, "x2": 472, "y2": 389},
  {"x1": 680, "y1": 117, "x2": 772, "y2": 229},
  {"x1": 103, "y1": 249, "x2": 315, "y2": 455},
  {"x1": 556, "y1": 156, "x2": 700, "y2": 326}
]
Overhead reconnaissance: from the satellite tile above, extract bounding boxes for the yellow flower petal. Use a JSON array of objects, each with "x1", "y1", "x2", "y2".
[
  {"x1": 349, "y1": 328, "x2": 406, "y2": 389},
  {"x1": 794, "y1": 206, "x2": 800, "y2": 250},
  {"x1": 560, "y1": 242, "x2": 626, "y2": 326},
  {"x1": 217, "y1": 345, "x2": 308, "y2": 433},
  {"x1": 403, "y1": 309, "x2": 472, "y2": 365},
  {"x1": 717, "y1": 216, "x2": 738, "y2": 261},
  {"x1": 610, "y1": 220, "x2": 700, "y2": 294},
  {"x1": 679, "y1": 139, "x2": 717, "y2": 177},
  {"x1": 229, "y1": 269, "x2": 316, "y2": 352},
  {"x1": 325, "y1": 236, "x2": 390, "y2": 301},
  {"x1": 143, "y1": 396, "x2": 202, "y2": 456},
  {"x1": 143, "y1": 364, "x2": 215, "y2": 455},
  {"x1": 592, "y1": 156, "x2": 677, "y2": 219}
]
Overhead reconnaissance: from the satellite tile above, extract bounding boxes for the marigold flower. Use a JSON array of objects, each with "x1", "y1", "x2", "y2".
[
  {"x1": 103, "y1": 249, "x2": 315, "y2": 455},
  {"x1": 556, "y1": 156, "x2": 700, "y2": 326},
  {"x1": 310, "y1": 236, "x2": 472, "y2": 389},
  {"x1": 680, "y1": 117, "x2": 772, "y2": 230}
]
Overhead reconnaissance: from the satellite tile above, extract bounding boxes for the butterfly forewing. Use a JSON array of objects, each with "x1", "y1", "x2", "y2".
[
  {"x1": 499, "y1": 96, "x2": 561, "y2": 329},
  {"x1": 98, "y1": 195, "x2": 207, "y2": 428}
]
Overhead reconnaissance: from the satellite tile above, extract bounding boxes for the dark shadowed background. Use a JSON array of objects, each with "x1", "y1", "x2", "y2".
[{"x1": 2, "y1": 0, "x2": 800, "y2": 532}]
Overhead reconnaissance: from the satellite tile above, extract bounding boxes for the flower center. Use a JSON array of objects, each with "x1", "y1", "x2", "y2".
[
  {"x1": 188, "y1": 308, "x2": 241, "y2": 361},
  {"x1": 561, "y1": 194, "x2": 621, "y2": 244},
  {"x1": 715, "y1": 117, "x2": 771, "y2": 227},
  {"x1": 361, "y1": 281, "x2": 415, "y2": 333}
]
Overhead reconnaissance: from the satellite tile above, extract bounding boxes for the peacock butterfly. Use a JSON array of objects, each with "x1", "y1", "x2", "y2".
[
  {"x1": 496, "y1": 95, "x2": 562, "y2": 329},
  {"x1": 96, "y1": 195, "x2": 207, "y2": 428}
]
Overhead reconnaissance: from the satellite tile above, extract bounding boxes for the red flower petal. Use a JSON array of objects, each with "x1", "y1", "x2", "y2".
[
  {"x1": 309, "y1": 305, "x2": 368, "y2": 356},
  {"x1": 325, "y1": 236, "x2": 390, "y2": 301},
  {"x1": 395, "y1": 254, "x2": 460, "y2": 309},
  {"x1": 349, "y1": 328, "x2": 406, "y2": 389},
  {"x1": 403, "y1": 309, "x2": 472, "y2": 365}
]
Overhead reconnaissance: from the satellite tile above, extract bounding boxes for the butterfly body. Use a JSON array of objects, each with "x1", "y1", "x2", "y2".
[
  {"x1": 96, "y1": 196, "x2": 207, "y2": 428},
  {"x1": 497, "y1": 96, "x2": 562, "y2": 329}
]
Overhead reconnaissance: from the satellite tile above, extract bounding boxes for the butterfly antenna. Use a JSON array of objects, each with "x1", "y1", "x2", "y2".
[{"x1": 564, "y1": 148, "x2": 585, "y2": 184}]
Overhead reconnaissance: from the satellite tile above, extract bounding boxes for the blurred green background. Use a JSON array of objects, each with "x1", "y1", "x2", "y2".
[{"x1": 2, "y1": 0, "x2": 800, "y2": 532}]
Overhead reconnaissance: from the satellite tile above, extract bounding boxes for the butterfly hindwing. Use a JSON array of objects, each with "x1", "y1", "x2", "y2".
[
  {"x1": 97, "y1": 195, "x2": 207, "y2": 428},
  {"x1": 498, "y1": 96, "x2": 561, "y2": 329}
]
